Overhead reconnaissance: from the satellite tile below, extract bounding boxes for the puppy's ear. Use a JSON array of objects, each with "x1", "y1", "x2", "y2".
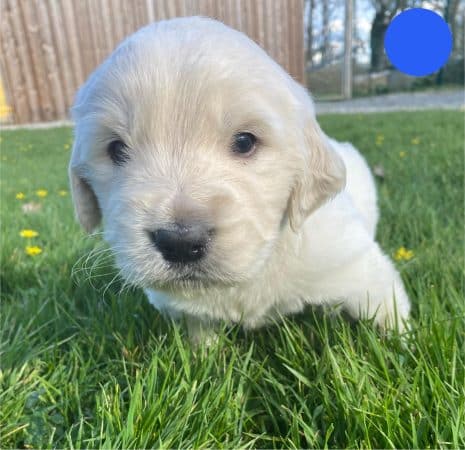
[
  {"x1": 68, "y1": 73, "x2": 103, "y2": 233},
  {"x1": 288, "y1": 120, "x2": 346, "y2": 231},
  {"x1": 68, "y1": 143, "x2": 101, "y2": 233}
]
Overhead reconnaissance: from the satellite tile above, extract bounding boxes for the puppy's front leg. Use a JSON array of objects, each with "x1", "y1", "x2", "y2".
[
  {"x1": 185, "y1": 315, "x2": 219, "y2": 346},
  {"x1": 321, "y1": 243, "x2": 411, "y2": 331}
]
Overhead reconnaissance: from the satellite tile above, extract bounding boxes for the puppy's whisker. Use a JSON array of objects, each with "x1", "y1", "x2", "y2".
[{"x1": 102, "y1": 271, "x2": 124, "y2": 298}]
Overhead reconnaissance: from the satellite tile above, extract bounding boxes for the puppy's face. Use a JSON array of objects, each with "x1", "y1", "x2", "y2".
[{"x1": 70, "y1": 18, "x2": 345, "y2": 292}]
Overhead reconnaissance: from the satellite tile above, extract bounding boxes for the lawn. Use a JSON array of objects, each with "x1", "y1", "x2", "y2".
[{"x1": 1, "y1": 111, "x2": 464, "y2": 449}]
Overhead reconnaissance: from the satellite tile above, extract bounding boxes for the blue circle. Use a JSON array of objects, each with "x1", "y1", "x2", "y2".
[{"x1": 384, "y1": 8, "x2": 453, "y2": 77}]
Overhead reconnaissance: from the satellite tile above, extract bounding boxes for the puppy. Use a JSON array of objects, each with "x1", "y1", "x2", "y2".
[{"x1": 69, "y1": 17, "x2": 410, "y2": 343}]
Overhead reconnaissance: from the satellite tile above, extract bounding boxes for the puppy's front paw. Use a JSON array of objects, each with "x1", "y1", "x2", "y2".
[
  {"x1": 186, "y1": 315, "x2": 219, "y2": 347},
  {"x1": 339, "y1": 245, "x2": 411, "y2": 333},
  {"x1": 372, "y1": 294, "x2": 411, "y2": 333}
]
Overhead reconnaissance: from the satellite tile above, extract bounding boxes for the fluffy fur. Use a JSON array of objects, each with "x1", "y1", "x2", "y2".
[{"x1": 69, "y1": 17, "x2": 410, "y2": 342}]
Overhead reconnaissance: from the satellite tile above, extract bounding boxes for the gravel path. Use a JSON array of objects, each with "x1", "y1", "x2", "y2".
[{"x1": 315, "y1": 88, "x2": 464, "y2": 114}]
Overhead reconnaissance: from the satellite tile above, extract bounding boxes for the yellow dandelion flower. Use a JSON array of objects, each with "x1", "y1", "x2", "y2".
[
  {"x1": 404, "y1": 249, "x2": 414, "y2": 259},
  {"x1": 394, "y1": 246, "x2": 414, "y2": 261},
  {"x1": 16, "y1": 192, "x2": 25, "y2": 200},
  {"x1": 399, "y1": 151, "x2": 406, "y2": 158},
  {"x1": 20, "y1": 229, "x2": 39, "y2": 238},
  {"x1": 36, "y1": 189, "x2": 48, "y2": 198},
  {"x1": 411, "y1": 137, "x2": 420, "y2": 145},
  {"x1": 64, "y1": 144, "x2": 70, "y2": 149},
  {"x1": 25, "y1": 245, "x2": 42, "y2": 256},
  {"x1": 58, "y1": 189, "x2": 68, "y2": 196},
  {"x1": 375, "y1": 134, "x2": 385, "y2": 146}
]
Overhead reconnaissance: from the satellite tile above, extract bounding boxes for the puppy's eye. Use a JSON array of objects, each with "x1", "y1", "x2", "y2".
[
  {"x1": 107, "y1": 139, "x2": 129, "y2": 165},
  {"x1": 232, "y1": 132, "x2": 257, "y2": 155}
]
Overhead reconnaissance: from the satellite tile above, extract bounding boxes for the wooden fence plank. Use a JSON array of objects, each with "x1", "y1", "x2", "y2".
[
  {"x1": 0, "y1": 0, "x2": 305, "y2": 124},
  {"x1": 47, "y1": 0, "x2": 74, "y2": 107},
  {"x1": 288, "y1": 0, "x2": 297, "y2": 82},
  {"x1": 61, "y1": 0, "x2": 85, "y2": 90},
  {"x1": 6, "y1": 0, "x2": 40, "y2": 122},
  {"x1": 0, "y1": 1, "x2": 30, "y2": 123},
  {"x1": 100, "y1": 0, "x2": 116, "y2": 55},
  {"x1": 73, "y1": 0, "x2": 96, "y2": 81},
  {"x1": 35, "y1": 0, "x2": 66, "y2": 119},
  {"x1": 109, "y1": 0, "x2": 124, "y2": 46},
  {"x1": 146, "y1": 0, "x2": 155, "y2": 22},
  {"x1": 20, "y1": 0, "x2": 55, "y2": 121}
]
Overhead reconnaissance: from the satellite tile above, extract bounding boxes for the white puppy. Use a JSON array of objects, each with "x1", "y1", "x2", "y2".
[{"x1": 69, "y1": 17, "x2": 410, "y2": 343}]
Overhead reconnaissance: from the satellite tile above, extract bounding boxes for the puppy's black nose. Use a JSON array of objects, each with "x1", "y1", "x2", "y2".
[{"x1": 149, "y1": 224, "x2": 211, "y2": 263}]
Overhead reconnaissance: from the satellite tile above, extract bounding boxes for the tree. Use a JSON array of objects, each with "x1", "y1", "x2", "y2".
[
  {"x1": 322, "y1": 0, "x2": 331, "y2": 64},
  {"x1": 343, "y1": 0, "x2": 354, "y2": 98},
  {"x1": 436, "y1": 0, "x2": 461, "y2": 84},
  {"x1": 445, "y1": 0, "x2": 460, "y2": 40},
  {"x1": 369, "y1": 0, "x2": 408, "y2": 72},
  {"x1": 369, "y1": 0, "x2": 463, "y2": 74},
  {"x1": 305, "y1": 0, "x2": 340, "y2": 67}
]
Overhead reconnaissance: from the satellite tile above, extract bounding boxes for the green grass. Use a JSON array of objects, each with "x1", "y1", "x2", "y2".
[{"x1": 1, "y1": 111, "x2": 464, "y2": 449}]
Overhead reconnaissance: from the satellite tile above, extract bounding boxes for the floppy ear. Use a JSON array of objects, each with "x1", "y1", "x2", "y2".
[
  {"x1": 288, "y1": 120, "x2": 346, "y2": 231},
  {"x1": 68, "y1": 72, "x2": 103, "y2": 233},
  {"x1": 68, "y1": 143, "x2": 102, "y2": 233}
]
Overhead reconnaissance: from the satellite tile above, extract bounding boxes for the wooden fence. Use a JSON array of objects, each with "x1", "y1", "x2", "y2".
[{"x1": 0, "y1": 0, "x2": 304, "y2": 124}]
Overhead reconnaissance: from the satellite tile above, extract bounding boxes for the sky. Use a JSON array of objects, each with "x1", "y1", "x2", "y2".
[
  {"x1": 305, "y1": 0, "x2": 463, "y2": 66},
  {"x1": 305, "y1": 0, "x2": 376, "y2": 65}
]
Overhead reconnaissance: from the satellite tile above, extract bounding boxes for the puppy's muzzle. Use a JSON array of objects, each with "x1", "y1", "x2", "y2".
[{"x1": 149, "y1": 223, "x2": 213, "y2": 264}]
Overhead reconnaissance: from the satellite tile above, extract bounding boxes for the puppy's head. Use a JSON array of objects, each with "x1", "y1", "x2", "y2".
[{"x1": 69, "y1": 17, "x2": 345, "y2": 291}]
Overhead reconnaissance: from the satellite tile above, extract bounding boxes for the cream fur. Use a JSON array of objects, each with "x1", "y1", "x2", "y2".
[{"x1": 69, "y1": 17, "x2": 410, "y2": 342}]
